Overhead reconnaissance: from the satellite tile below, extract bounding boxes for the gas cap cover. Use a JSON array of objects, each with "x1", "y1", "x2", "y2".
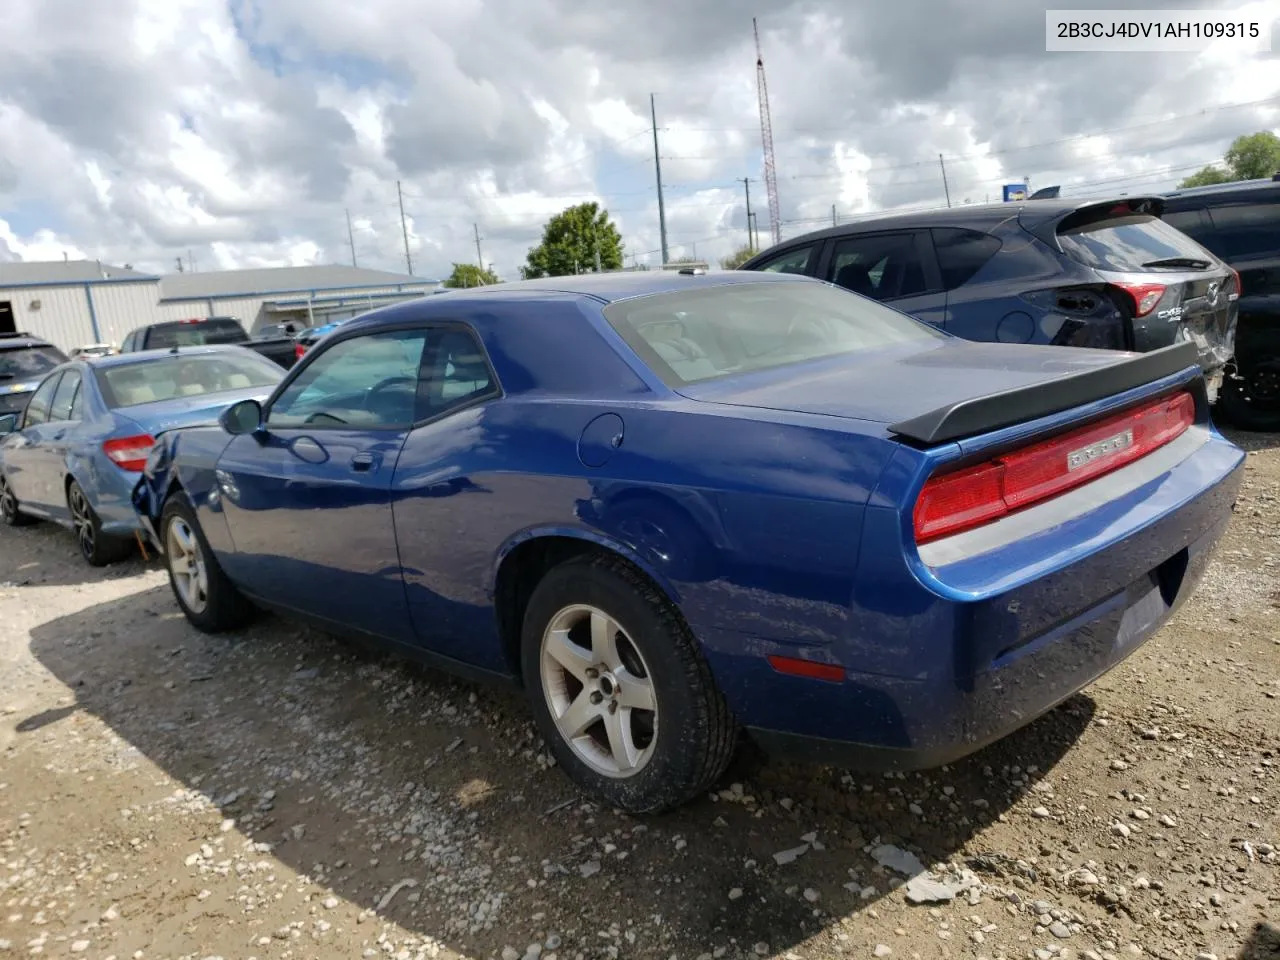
[{"x1": 577, "y1": 413, "x2": 625, "y2": 468}]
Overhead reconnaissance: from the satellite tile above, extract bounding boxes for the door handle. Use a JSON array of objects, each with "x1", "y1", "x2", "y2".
[{"x1": 351, "y1": 452, "x2": 375, "y2": 471}]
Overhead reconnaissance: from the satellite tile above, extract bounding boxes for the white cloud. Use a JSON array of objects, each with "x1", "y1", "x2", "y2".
[{"x1": 0, "y1": 0, "x2": 1275, "y2": 278}]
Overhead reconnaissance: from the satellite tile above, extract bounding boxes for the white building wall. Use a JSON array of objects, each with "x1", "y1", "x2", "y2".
[
  {"x1": 0, "y1": 284, "x2": 97, "y2": 351},
  {"x1": 88, "y1": 282, "x2": 166, "y2": 346}
]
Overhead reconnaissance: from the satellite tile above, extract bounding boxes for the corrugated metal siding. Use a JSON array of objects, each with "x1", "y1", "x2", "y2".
[
  {"x1": 0, "y1": 285, "x2": 96, "y2": 350},
  {"x1": 88, "y1": 282, "x2": 166, "y2": 346}
]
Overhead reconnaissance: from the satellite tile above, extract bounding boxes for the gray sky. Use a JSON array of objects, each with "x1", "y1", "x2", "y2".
[{"x1": 0, "y1": 0, "x2": 1276, "y2": 278}]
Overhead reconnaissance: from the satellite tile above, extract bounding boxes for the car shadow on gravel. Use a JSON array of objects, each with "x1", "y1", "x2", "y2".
[
  {"x1": 0, "y1": 523, "x2": 154, "y2": 587},
  {"x1": 27, "y1": 587, "x2": 1095, "y2": 958}
]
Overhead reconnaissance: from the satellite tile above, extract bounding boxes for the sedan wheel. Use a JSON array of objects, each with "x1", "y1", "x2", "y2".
[
  {"x1": 522, "y1": 553, "x2": 737, "y2": 814},
  {"x1": 540, "y1": 603, "x2": 658, "y2": 778},
  {"x1": 166, "y1": 515, "x2": 209, "y2": 614},
  {"x1": 0, "y1": 476, "x2": 35, "y2": 527},
  {"x1": 67, "y1": 480, "x2": 130, "y2": 566}
]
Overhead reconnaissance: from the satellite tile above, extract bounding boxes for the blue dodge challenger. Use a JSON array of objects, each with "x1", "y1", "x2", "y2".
[{"x1": 132, "y1": 271, "x2": 1244, "y2": 813}]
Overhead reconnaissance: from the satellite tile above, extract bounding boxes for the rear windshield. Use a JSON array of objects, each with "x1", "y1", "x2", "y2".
[
  {"x1": 145, "y1": 319, "x2": 246, "y2": 349},
  {"x1": 0, "y1": 345, "x2": 67, "y2": 380},
  {"x1": 601, "y1": 280, "x2": 944, "y2": 386},
  {"x1": 97, "y1": 352, "x2": 282, "y2": 408},
  {"x1": 1058, "y1": 213, "x2": 1216, "y2": 272}
]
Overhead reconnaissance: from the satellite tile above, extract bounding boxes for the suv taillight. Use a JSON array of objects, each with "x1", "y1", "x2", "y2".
[
  {"x1": 914, "y1": 391, "x2": 1195, "y2": 544},
  {"x1": 1109, "y1": 281, "x2": 1166, "y2": 318}
]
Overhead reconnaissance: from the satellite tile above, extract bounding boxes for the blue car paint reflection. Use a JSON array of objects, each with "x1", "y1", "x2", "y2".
[{"x1": 133, "y1": 272, "x2": 1244, "y2": 770}]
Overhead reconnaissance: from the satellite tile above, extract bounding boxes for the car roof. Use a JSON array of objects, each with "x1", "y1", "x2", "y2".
[
  {"x1": 408, "y1": 269, "x2": 807, "y2": 305},
  {"x1": 0, "y1": 333, "x2": 57, "y2": 350},
  {"x1": 747, "y1": 195, "x2": 1171, "y2": 253},
  {"x1": 1163, "y1": 176, "x2": 1280, "y2": 204},
  {"x1": 87, "y1": 344, "x2": 262, "y2": 368}
]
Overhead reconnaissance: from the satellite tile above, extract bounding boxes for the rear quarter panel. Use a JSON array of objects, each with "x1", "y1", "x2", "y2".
[{"x1": 390, "y1": 396, "x2": 896, "y2": 675}]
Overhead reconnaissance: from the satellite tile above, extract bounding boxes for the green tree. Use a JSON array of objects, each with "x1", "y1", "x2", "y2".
[
  {"x1": 443, "y1": 262, "x2": 498, "y2": 288},
  {"x1": 719, "y1": 244, "x2": 758, "y2": 270},
  {"x1": 1178, "y1": 130, "x2": 1280, "y2": 188},
  {"x1": 524, "y1": 202, "x2": 623, "y2": 278}
]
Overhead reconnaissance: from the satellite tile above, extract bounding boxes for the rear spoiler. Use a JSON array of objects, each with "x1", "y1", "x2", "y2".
[
  {"x1": 1019, "y1": 194, "x2": 1165, "y2": 250},
  {"x1": 888, "y1": 341, "x2": 1200, "y2": 445}
]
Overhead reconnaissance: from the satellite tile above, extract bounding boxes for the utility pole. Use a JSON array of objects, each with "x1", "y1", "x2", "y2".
[
  {"x1": 188, "y1": 248, "x2": 196, "y2": 272},
  {"x1": 473, "y1": 223, "x2": 484, "y2": 272},
  {"x1": 650, "y1": 94, "x2": 669, "y2": 265},
  {"x1": 346, "y1": 209, "x2": 358, "y2": 267},
  {"x1": 741, "y1": 178, "x2": 754, "y2": 250},
  {"x1": 748, "y1": 211, "x2": 758, "y2": 251},
  {"x1": 939, "y1": 154, "x2": 952, "y2": 208},
  {"x1": 175, "y1": 256, "x2": 184, "y2": 273},
  {"x1": 831, "y1": 204, "x2": 837, "y2": 227},
  {"x1": 397, "y1": 180, "x2": 413, "y2": 275}
]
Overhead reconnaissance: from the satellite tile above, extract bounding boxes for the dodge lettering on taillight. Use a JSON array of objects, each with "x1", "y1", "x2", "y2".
[{"x1": 1067, "y1": 428, "x2": 1134, "y2": 472}]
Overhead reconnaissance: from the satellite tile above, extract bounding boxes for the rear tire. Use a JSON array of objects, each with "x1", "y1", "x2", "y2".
[
  {"x1": 521, "y1": 552, "x2": 737, "y2": 814},
  {"x1": 1215, "y1": 371, "x2": 1280, "y2": 432},
  {"x1": 67, "y1": 479, "x2": 132, "y2": 566},
  {"x1": 0, "y1": 475, "x2": 36, "y2": 527},
  {"x1": 161, "y1": 493, "x2": 256, "y2": 632}
]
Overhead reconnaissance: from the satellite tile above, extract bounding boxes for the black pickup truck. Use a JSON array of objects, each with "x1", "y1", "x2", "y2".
[{"x1": 118, "y1": 316, "x2": 299, "y2": 369}]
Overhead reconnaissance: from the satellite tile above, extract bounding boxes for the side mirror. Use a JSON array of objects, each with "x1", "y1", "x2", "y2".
[
  {"x1": 220, "y1": 399, "x2": 263, "y2": 436},
  {"x1": 0, "y1": 414, "x2": 17, "y2": 435}
]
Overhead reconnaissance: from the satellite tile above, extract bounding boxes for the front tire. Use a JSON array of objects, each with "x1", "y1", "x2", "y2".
[
  {"x1": 161, "y1": 493, "x2": 256, "y2": 632},
  {"x1": 67, "y1": 479, "x2": 132, "y2": 566},
  {"x1": 521, "y1": 553, "x2": 737, "y2": 814},
  {"x1": 0, "y1": 475, "x2": 36, "y2": 527}
]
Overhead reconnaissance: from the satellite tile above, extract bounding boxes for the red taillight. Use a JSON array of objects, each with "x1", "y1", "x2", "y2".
[
  {"x1": 295, "y1": 342, "x2": 307, "y2": 359},
  {"x1": 103, "y1": 434, "x2": 155, "y2": 472},
  {"x1": 1230, "y1": 267, "x2": 1242, "y2": 298},
  {"x1": 1110, "y1": 281, "x2": 1166, "y2": 317},
  {"x1": 913, "y1": 391, "x2": 1196, "y2": 544},
  {"x1": 767, "y1": 655, "x2": 845, "y2": 683},
  {"x1": 180, "y1": 317, "x2": 203, "y2": 325}
]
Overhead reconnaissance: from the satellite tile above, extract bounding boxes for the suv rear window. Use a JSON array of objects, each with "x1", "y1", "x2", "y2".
[
  {"x1": 144, "y1": 319, "x2": 246, "y2": 349},
  {"x1": 1057, "y1": 212, "x2": 1215, "y2": 272},
  {"x1": 602, "y1": 280, "x2": 944, "y2": 386},
  {"x1": 0, "y1": 345, "x2": 67, "y2": 380}
]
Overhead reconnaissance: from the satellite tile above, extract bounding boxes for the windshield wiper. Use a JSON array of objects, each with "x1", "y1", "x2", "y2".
[{"x1": 1141, "y1": 256, "x2": 1211, "y2": 270}]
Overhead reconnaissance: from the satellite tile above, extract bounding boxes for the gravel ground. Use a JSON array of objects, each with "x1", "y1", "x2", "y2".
[{"x1": 1, "y1": 431, "x2": 1278, "y2": 960}]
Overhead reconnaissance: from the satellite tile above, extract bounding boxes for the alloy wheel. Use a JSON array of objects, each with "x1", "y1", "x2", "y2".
[
  {"x1": 167, "y1": 516, "x2": 209, "y2": 614},
  {"x1": 0, "y1": 478, "x2": 17, "y2": 523},
  {"x1": 539, "y1": 603, "x2": 657, "y2": 778},
  {"x1": 68, "y1": 485, "x2": 96, "y2": 561}
]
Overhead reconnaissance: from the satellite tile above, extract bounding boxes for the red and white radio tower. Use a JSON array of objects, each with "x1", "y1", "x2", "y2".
[{"x1": 753, "y1": 17, "x2": 781, "y2": 246}]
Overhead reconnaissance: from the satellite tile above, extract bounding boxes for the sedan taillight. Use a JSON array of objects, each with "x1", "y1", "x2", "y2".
[{"x1": 103, "y1": 434, "x2": 156, "y2": 472}]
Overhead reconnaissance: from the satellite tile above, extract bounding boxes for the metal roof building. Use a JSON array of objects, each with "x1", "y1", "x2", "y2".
[{"x1": 0, "y1": 261, "x2": 439, "y2": 351}]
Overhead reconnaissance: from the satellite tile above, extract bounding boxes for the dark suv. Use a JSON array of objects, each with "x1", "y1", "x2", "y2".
[
  {"x1": 0, "y1": 332, "x2": 68, "y2": 418},
  {"x1": 739, "y1": 195, "x2": 1239, "y2": 399},
  {"x1": 1162, "y1": 175, "x2": 1280, "y2": 430}
]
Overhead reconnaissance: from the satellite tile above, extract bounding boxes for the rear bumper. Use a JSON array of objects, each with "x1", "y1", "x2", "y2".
[
  {"x1": 718, "y1": 428, "x2": 1244, "y2": 772},
  {"x1": 748, "y1": 508, "x2": 1229, "y2": 771}
]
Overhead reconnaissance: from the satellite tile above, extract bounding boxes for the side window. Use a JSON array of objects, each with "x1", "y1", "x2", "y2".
[
  {"x1": 23, "y1": 373, "x2": 62, "y2": 428},
  {"x1": 49, "y1": 370, "x2": 82, "y2": 421},
  {"x1": 1206, "y1": 201, "x2": 1280, "y2": 259},
  {"x1": 418, "y1": 328, "x2": 497, "y2": 419},
  {"x1": 753, "y1": 245, "x2": 814, "y2": 275},
  {"x1": 267, "y1": 329, "x2": 429, "y2": 429},
  {"x1": 827, "y1": 232, "x2": 930, "y2": 301},
  {"x1": 121, "y1": 332, "x2": 134, "y2": 352},
  {"x1": 931, "y1": 228, "x2": 1002, "y2": 291}
]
